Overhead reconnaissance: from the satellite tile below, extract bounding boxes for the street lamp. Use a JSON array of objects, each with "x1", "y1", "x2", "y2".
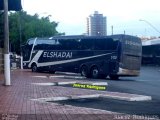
[
  {"x1": 139, "y1": 19, "x2": 160, "y2": 34},
  {"x1": 111, "y1": 25, "x2": 113, "y2": 35}
]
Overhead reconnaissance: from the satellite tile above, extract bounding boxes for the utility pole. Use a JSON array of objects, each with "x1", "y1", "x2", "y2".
[
  {"x1": 4, "y1": 0, "x2": 11, "y2": 85},
  {"x1": 19, "y1": 11, "x2": 23, "y2": 69},
  {"x1": 111, "y1": 25, "x2": 113, "y2": 35}
]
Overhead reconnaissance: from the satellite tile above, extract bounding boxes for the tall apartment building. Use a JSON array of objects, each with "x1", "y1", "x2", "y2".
[{"x1": 87, "y1": 11, "x2": 107, "y2": 36}]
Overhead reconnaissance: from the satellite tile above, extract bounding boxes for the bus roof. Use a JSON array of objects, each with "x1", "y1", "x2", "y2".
[
  {"x1": 142, "y1": 38, "x2": 160, "y2": 46},
  {"x1": 28, "y1": 34, "x2": 139, "y2": 41}
]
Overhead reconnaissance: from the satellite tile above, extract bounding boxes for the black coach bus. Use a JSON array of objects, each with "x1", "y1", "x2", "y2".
[{"x1": 22, "y1": 35, "x2": 142, "y2": 79}]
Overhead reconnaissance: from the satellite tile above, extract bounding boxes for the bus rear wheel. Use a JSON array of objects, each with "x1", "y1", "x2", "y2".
[
  {"x1": 91, "y1": 66, "x2": 99, "y2": 79},
  {"x1": 80, "y1": 66, "x2": 90, "y2": 78},
  {"x1": 32, "y1": 63, "x2": 38, "y2": 72}
]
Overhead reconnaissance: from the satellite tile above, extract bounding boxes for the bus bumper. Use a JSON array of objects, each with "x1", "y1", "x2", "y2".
[{"x1": 117, "y1": 67, "x2": 140, "y2": 76}]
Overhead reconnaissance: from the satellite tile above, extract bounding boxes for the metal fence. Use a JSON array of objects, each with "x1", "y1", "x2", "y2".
[{"x1": 10, "y1": 54, "x2": 21, "y2": 69}]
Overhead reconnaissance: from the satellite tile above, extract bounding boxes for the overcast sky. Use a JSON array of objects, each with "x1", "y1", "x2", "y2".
[{"x1": 22, "y1": 0, "x2": 160, "y2": 37}]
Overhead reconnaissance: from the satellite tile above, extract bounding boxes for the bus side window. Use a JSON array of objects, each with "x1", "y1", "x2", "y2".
[
  {"x1": 106, "y1": 38, "x2": 118, "y2": 50},
  {"x1": 28, "y1": 39, "x2": 35, "y2": 45},
  {"x1": 79, "y1": 39, "x2": 94, "y2": 50},
  {"x1": 94, "y1": 39, "x2": 106, "y2": 50},
  {"x1": 46, "y1": 39, "x2": 58, "y2": 50},
  {"x1": 34, "y1": 39, "x2": 57, "y2": 50},
  {"x1": 66, "y1": 39, "x2": 80, "y2": 50}
]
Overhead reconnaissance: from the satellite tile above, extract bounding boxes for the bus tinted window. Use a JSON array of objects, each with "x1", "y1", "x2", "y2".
[
  {"x1": 28, "y1": 39, "x2": 34, "y2": 45},
  {"x1": 36, "y1": 39, "x2": 56, "y2": 45},
  {"x1": 94, "y1": 39, "x2": 106, "y2": 50},
  {"x1": 34, "y1": 39, "x2": 58, "y2": 50},
  {"x1": 80, "y1": 39, "x2": 94, "y2": 50},
  {"x1": 58, "y1": 38, "x2": 94, "y2": 50},
  {"x1": 58, "y1": 39, "x2": 80, "y2": 50},
  {"x1": 94, "y1": 38, "x2": 118, "y2": 50}
]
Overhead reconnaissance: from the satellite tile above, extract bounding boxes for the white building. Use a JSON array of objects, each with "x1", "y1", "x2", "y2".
[{"x1": 87, "y1": 11, "x2": 107, "y2": 36}]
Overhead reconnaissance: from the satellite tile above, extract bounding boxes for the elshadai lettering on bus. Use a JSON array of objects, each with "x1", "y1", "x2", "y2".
[{"x1": 43, "y1": 51, "x2": 72, "y2": 59}]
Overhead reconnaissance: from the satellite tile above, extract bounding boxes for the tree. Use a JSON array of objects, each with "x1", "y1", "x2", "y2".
[{"x1": 8, "y1": 11, "x2": 63, "y2": 54}]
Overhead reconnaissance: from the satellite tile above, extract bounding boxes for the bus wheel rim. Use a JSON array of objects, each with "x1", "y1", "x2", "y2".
[
  {"x1": 32, "y1": 65, "x2": 37, "y2": 72},
  {"x1": 92, "y1": 68, "x2": 99, "y2": 78}
]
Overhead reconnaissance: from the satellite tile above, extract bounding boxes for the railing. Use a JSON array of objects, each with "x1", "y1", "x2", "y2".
[{"x1": 10, "y1": 57, "x2": 21, "y2": 69}]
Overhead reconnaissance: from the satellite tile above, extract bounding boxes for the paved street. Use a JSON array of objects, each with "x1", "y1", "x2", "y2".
[
  {"x1": 0, "y1": 66, "x2": 159, "y2": 120},
  {"x1": 106, "y1": 65, "x2": 160, "y2": 99},
  {"x1": 51, "y1": 66, "x2": 160, "y2": 118}
]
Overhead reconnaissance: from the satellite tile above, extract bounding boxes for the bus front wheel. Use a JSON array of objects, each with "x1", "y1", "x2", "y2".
[
  {"x1": 80, "y1": 66, "x2": 90, "y2": 78},
  {"x1": 32, "y1": 63, "x2": 38, "y2": 72}
]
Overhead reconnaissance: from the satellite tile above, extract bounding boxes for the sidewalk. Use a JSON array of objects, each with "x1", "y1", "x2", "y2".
[{"x1": 0, "y1": 69, "x2": 118, "y2": 120}]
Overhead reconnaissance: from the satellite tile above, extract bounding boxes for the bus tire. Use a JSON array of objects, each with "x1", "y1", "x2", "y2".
[
  {"x1": 91, "y1": 66, "x2": 99, "y2": 79},
  {"x1": 80, "y1": 65, "x2": 90, "y2": 78},
  {"x1": 32, "y1": 63, "x2": 38, "y2": 72},
  {"x1": 109, "y1": 75, "x2": 119, "y2": 80}
]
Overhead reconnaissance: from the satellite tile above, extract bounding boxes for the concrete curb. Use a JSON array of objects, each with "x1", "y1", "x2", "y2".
[
  {"x1": 100, "y1": 92, "x2": 152, "y2": 101},
  {"x1": 32, "y1": 83, "x2": 56, "y2": 86},
  {"x1": 32, "y1": 81, "x2": 108, "y2": 86},
  {"x1": 71, "y1": 94, "x2": 101, "y2": 99},
  {"x1": 57, "y1": 81, "x2": 77, "y2": 85},
  {"x1": 32, "y1": 92, "x2": 152, "y2": 102},
  {"x1": 32, "y1": 75, "x2": 85, "y2": 79},
  {"x1": 32, "y1": 76, "x2": 48, "y2": 78}
]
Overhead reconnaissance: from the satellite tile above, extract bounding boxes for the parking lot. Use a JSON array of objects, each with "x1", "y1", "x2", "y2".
[{"x1": 0, "y1": 66, "x2": 159, "y2": 120}]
